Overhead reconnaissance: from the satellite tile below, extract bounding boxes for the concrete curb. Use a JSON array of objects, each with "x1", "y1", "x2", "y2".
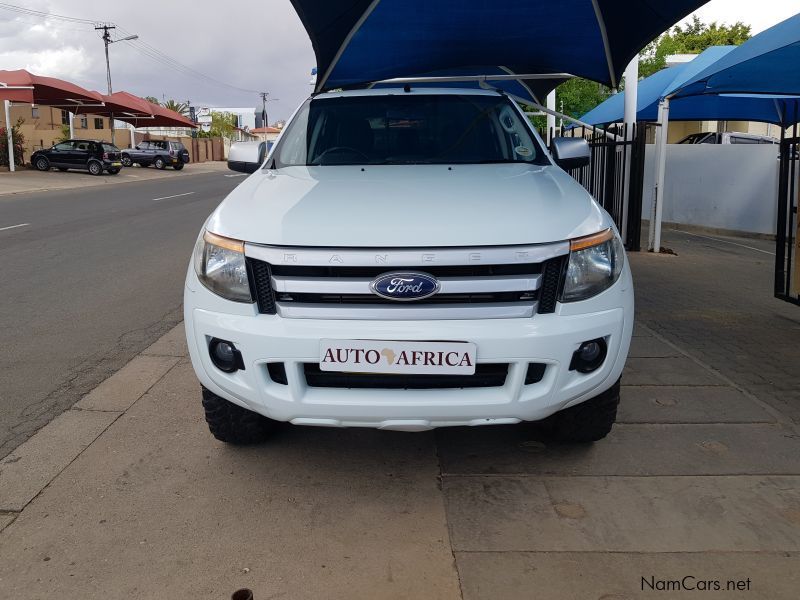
[{"x1": 0, "y1": 323, "x2": 186, "y2": 525}]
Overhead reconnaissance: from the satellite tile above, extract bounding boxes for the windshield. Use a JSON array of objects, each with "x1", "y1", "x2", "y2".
[{"x1": 275, "y1": 93, "x2": 548, "y2": 167}]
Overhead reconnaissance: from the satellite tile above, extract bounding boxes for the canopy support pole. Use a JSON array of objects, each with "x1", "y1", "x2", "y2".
[
  {"x1": 546, "y1": 91, "x2": 556, "y2": 144},
  {"x1": 68, "y1": 111, "x2": 74, "y2": 139},
  {"x1": 649, "y1": 97, "x2": 670, "y2": 252},
  {"x1": 4, "y1": 99, "x2": 14, "y2": 172},
  {"x1": 130, "y1": 123, "x2": 136, "y2": 148},
  {"x1": 621, "y1": 56, "x2": 639, "y2": 242},
  {"x1": 526, "y1": 101, "x2": 620, "y2": 141}
]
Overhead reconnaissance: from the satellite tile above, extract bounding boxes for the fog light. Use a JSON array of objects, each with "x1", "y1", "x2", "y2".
[
  {"x1": 209, "y1": 338, "x2": 244, "y2": 373},
  {"x1": 569, "y1": 338, "x2": 607, "y2": 373}
]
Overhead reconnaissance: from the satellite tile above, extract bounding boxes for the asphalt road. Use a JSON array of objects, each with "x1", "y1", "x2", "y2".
[{"x1": 0, "y1": 170, "x2": 246, "y2": 458}]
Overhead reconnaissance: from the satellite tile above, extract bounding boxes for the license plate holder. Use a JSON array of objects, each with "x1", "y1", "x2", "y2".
[{"x1": 319, "y1": 339, "x2": 477, "y2": 375}]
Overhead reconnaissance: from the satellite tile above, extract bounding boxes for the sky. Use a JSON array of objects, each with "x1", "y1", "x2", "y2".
[{"x1": 0, "y1": 0, "x2": 797, "y2": 122}]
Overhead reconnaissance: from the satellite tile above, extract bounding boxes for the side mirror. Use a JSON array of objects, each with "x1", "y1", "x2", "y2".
[
  {"x1": 551, "y1": 137, "x2": 591, "y2": 170},
  {"x1": 228, "y1": 141, "x2": 267, "y2": 174}
]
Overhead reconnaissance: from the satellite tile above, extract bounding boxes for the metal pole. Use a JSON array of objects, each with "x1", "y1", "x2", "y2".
[
  {"x1": 546, "y1": 90, "x2": 556, "y2": 145},
  {"x1": 69, "y1": 111, "x2": 75, "y2": 139},
  {"x1": 621, "y1": 56, "x2": 639, "y2": 242},
  {"x1": 648, "y1": 97, "x2": 670, "y2": 252},
  {"x1": 96, "y1": 24, "x2": 116, "y2": 144},
  {"x1": 4, "y1": 99, "x2": 14, "y2": 172}
]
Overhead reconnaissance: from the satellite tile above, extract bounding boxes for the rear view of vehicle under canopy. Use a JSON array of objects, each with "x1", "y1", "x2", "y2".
[{"x1": 290, "y1": 0, "x2": 710, "y2": 102}]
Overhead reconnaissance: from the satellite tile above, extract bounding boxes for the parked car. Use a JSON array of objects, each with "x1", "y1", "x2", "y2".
[
  {"x1": 121, "y1": 140, "x2": 190, "y2": 170},
  {"x1": 678, "y1": 131, "x2": 778, "y2": 145},
  {"x1": 186, "y1": 88, "x2": 633, "y2": 445},
  {"x1": 31, "y1": 140, "x2": 122, "y2": 175}
]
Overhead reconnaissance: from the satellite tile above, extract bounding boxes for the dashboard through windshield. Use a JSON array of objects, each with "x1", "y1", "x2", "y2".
[{"x1": 275, "y1": 93, "x2": 549, "y2": 167}]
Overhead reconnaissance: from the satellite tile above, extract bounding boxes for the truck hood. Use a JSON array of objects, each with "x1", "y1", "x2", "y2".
[{"x1": 207, "y1": 164, "x2": 608, "y2": 247}]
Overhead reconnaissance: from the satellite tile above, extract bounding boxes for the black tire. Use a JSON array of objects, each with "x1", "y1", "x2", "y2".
[
  {"x1": 538, "y1": 379, "x2": 620, "y2": 443},
  {"x1": 173, "y1": 162, "x2": 184, "y2": 171},
  {"x1": 88, "y1": 160, "x2": 103, "y2": 176},
  {"x1": 201, "y1": 387, "x2": 277, "y2": 444},
  {"x1": 58, "y1": 167, "x2": 68, "y2": 172},
  {"x1": 154, "y1": 157, "x2": 166, "y2": 170},
  {"x1": 34, "y1": 156, "x2": 50, "y2": 171},
  {"x1": 121, "y1": 155, "x2": 133, "y2": 167},
  {"x1": 107, "y1": 167, "x2": 120, "y2": 175}
]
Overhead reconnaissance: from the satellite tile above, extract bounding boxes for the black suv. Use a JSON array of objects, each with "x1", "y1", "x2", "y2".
[
  {"x1": 31, "y1": 140, "x2": 122, "y2": 175},
  {"x1": 121, "y1": 140, "x2": 190, "y2": 170}
]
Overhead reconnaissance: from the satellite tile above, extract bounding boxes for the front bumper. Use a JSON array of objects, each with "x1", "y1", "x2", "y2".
[{"x1": 184, "y1": 264, "x2": 633, "y2": 431}]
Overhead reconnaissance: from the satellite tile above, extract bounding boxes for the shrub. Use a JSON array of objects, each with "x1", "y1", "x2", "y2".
[{"x1": 0, "y1": 118, "x2": 26, "y2": 167}]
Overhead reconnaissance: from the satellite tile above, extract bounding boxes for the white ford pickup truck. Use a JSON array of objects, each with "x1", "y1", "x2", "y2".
[{"x1": 184, "y1": 87, "x2": 633, "y2": 444}]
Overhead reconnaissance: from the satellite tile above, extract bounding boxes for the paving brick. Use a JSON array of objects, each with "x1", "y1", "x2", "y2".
[
  {"x1": 437, "y1": 423, "x2": 800, "y2": 476},
  {"x1": 140, "y1": 323, "x2": 187, "y2": 357},
  {"x1": 444, "y1": 475, "x2": 800, "y2": 552},
  {"x1": 457, "y1": 551, "x2": 799, "y2": 600},
  {"x1": 74, "y1": 355, "x2": 179, "y2": 412},
  {"x1": 623, "y1": 357, "x2": 725, "y2": 386},
  {"x1": 618, "y1": 385, "x2": 773, "y2": 423}
]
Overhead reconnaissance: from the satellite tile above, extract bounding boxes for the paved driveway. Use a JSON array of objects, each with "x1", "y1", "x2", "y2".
[{"x1": 0, "y1": 229, "x2": 798, "y2": 599}]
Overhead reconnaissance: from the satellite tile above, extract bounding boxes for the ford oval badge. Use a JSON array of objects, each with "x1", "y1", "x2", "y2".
[{"x1": 370, "y1": 272, "x2": 441, "y2": 302}]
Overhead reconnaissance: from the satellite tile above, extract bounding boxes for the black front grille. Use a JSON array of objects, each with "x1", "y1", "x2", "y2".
[
  {"x1": 275, "y1": 292, "x2": 536, "y2": 305},
  {"x1": 537, "y1": 256, "x2": 567, "y2": 314},
  {"x1": 247, "y1": 255, "x2": 565, "y2": 316},
  {"x1": 247, "y1": 259, "x2": 276, "y2": 314},
  {"x1": 303, "y1": 363, "x2": 509, "y2": 389},
  {"x1": 270, "y1": 263, "x2": 543, "y2": 278}
]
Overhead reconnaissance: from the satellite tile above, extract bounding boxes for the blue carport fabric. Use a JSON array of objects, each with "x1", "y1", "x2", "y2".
[
  {"x1": 674, "y1": 12, "x2": 800, "y2": 98},
  {"x1": 578, "y1": 46, "x2": 800, "y2": 126},
  {"x1": 290, "y1": 0, "x2": 709, "y2": 101}
]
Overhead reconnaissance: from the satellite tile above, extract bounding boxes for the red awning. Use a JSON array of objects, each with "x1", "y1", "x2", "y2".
[
  {"x1": 0, "y1": 69, "x2": 104, "y2": 107},
  {"x1": 145, "y1": 101, "x2": 197, "y2": 128},
  {"x1": 73, "y1": 91, "x2": 197, "y2": 129}
]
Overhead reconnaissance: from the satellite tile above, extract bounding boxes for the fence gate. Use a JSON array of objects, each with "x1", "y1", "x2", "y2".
[
  {"x1": 775, "y1": 126, "x2": 799, "y2": 306},
  {"x1": 564, "y1": 123, "x2": 646, "y2": 251}
]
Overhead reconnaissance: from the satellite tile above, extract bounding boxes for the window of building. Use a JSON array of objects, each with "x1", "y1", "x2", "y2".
[
  {"x1": 31, "y1": 107, "x2": 40, "y2": 119},
  {"x1": 80, "y1": 116, "x2": 88, "y2": 129},
  {"x1": 94, "y1": 117, "x2": 104, "y2": 129},
  {"x1": 61, "y1": 110, "x2": 70, "y2": 125}
]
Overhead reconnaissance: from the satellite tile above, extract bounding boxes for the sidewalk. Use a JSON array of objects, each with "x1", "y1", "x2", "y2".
[
  {"x1": 0, "y1": 161, "x2": 229, "y2": 196},
  {"x1": 1, "y1": 234, "x2": 799, "y2": 599}
]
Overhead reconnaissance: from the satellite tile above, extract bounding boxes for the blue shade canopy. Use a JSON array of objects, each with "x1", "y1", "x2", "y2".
[
  {"x1": 673, "y1": 12, "x2": 800, "y2": 98},
  {"x1": 579, "y1": 46, "x2": 800, "y2": 126},
  {"x1": 290, "y1": 0, "x2": 709, "y2": 102}
]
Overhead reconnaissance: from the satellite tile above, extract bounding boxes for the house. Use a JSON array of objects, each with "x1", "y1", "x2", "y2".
[
  {"x1": 7, "y1": 105, "x2": 131, "y2": 160},
  {"x1": 250, "y1": 126, "x2": 282, "y2": 143}
]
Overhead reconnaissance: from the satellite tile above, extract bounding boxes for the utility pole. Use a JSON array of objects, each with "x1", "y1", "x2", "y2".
[
  {"x1": 259, "y1": 92, "x2": 269, "y2": 129},
  {"x1": 95, "y1": 24, "x2": 138, "y2": 144}
]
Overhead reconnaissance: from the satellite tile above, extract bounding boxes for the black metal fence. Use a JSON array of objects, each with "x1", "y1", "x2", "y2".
[
  {"x1": 776, "y1": 122, "x2": 799, "y2": 305},
  {"x1": 560, "y1": 123, "x2": 647, "y2": 251}
]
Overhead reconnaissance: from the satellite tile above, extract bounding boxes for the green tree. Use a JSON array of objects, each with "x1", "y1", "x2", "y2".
[
  {"x1": 144, "y1": 96, "x2": 160, "y2": 105},
  {"x1": 531, "y1": 16, "x2": 752, "y2": 129},
  {"x1": 0, "y1": 118, "x2": 26, "y2": 167},
  {"x1": 639, "y1": 15, "x2": 751, "y2": 77},
  {"x1": 162, "y1": 99, "x2": 189, "y2": 116},
  {"x1": 209, "y1": 111, "x2": 238, "y2": 140},
  {"x1": 56, "y1": 123, "x2": 71, "y2": 143}
]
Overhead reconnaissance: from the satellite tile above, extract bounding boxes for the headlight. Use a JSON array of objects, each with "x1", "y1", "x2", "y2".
[
  {"x1": 193, "y1": 230, "x2": 252, "y2": 303},
  {"x1": 561, "y1": 228, "x2": 624, "y2": 303}
]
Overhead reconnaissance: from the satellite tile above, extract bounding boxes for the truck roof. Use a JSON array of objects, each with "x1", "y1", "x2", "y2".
[{"x1": 313, "y1": 87, "x2": 506, "y2": 100}]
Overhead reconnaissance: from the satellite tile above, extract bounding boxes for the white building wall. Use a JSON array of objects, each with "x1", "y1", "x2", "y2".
[{"x1": 641, "y1": 144, "x2": 782, "y2": 236}]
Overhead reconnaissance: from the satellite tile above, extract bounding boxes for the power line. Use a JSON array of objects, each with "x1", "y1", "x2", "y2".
[
  {"x1": 0, "y1": 2, "x2": 97, "y2": 25},
  {"x1": 0, "y1": 2, "x2": 262, "y2": 96}
]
